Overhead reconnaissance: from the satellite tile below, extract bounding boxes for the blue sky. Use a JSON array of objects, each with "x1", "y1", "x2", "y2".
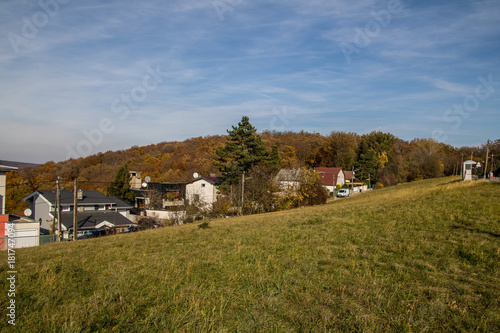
[{"x1": 1, "y1": 0, "x2": 499, "y2": 163}]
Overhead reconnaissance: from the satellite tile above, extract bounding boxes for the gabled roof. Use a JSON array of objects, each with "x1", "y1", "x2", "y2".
[
  {"x1": 344, "y1": 171, "x2": 354, "y2": 181},
  {"x1": 0, "y1": 160, "x2": 39, "y2": 170},
  {"x1": 315, "y1": 167, "x2": 343, "y2": 186},
  {"x1": 61, "y1": 211, "x2": 134, "y2": 231},
  {"x1": 23, "y1": 190, "x2": 129, "y2": 207},
  {"x1": 275, "y1": 169, "x2": 302, "y2": 182},
  {"x1": 110, "y1": 196, "x2": 134, "y2": 209},
  {"x1": 0, "y1": 165, "x2": 18, "y2": 172},
  {"x1": 186, "y1": 176, "x2": 221, "y2": 185}
]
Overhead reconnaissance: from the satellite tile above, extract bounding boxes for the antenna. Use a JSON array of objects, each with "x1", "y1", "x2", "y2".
[
  {"x1": 193, "y1": 172, "x2": 199, "y2": 179},
  {"x1": 145, "y1": 176, "x2": 151, "y2": 183}
]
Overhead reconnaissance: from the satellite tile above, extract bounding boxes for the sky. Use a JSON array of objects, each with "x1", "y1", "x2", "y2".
[{"x1": 1, "y1": 0, "x2": 499, "y2": 164}]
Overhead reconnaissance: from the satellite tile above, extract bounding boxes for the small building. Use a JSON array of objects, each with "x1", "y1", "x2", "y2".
[
  {"x1": 462, "y1": 160, "x2": 477, "y2": 181},
  {"x1": 275, "y1": 169, "x2": 303, "y2": 191},
  {"x1": 129, "y1": 171, "x2": 143, "y2": 190},
  {"x1": 133, "y1": 182, "x2": 185, "y2": 210},
  {"x1": 185, "y1": 176, "x2": 221, "y2": 210},
  {"x1": 0, "y1": 214, "x2": 19, "y2": 249},
  {"x1": 315, "y1": 167, "x2": 345, "y2": 193},
  {"x1": 2, "y1": 217, "x2": 40, "y2": 249},
  {"x1": 0, "y1": 165, "x2": 18, "y2": 215}
]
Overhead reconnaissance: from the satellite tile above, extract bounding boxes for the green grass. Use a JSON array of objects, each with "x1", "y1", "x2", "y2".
[{"x1": 1, "y1": 177, "x2": 499, "y2": 332}]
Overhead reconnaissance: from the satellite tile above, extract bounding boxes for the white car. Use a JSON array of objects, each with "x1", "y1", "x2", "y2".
[{"x1": 337, "y1": 189, "x2": 350, "y2": 197}]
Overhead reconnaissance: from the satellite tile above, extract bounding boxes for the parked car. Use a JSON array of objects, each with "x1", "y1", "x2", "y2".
[
  {"x1": 77, "y1": 229, "x2": 107, "y2": 240},
  {"x1": 337, "y1": 188, "x2": 350, "y2": 198},
  {"x1": 123, "y1": 226, "x2": 139, "y2": 233}
]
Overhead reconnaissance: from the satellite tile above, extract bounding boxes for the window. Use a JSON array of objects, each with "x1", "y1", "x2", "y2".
[{"x1": 201, "y1": 183, "x2": 206, "y2": 188}]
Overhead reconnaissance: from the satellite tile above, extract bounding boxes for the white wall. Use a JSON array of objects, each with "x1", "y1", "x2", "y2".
[
  {"x1": 0, "y1": 172, "x2": 6, "y2": 215},
  {"x1": 186, "y1": 179, "x2": 217, "y2": 208},
  {"x1": 337, "y1": 172, "x2": 345, "y2": 186},
  {"x1": 6, "y1": 220, "x2": 40, "y2": 248},
  {"x1": 146, "y1": 209, "x2": 186, "y2": 220}
]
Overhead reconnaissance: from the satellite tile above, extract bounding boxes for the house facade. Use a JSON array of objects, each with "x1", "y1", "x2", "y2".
[
  {"x1": 315, "y1": 167, "x2": 345, "y2": 193},
  {"x1": 185, "y1": 176, "x2": 221, "y2": 210},
  {"x1": 23, "y1": 190, "x2": 134, "y2": 237},
  {"x1": 275, "y1": 169, "x2": 303, "y2": 191}
]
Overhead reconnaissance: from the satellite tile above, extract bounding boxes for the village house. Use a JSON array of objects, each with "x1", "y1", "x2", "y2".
[
  {"x1": 315, "y1": 167, "x2": 345, "y2": 193},
  {"x1": 23, "y1": 190, "x2": 135, "y2": 238},
  {"x1": 275, "y1": 168, "x2": 303, "y2": 191},
  {"x1": 185, "y1": 175, "x2": 221, "y2": 210}
]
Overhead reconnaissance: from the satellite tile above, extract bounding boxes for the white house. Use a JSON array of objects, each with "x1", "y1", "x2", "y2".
[
  {"x1": 0, "y1": 165, "x2": 18, "y2": 215},
  {"x1": 275, "y1": 169, "x2": 303, "y2": 191},
  {"x1": 315, "y1": 167, "x2": 345, "y2": 193},
  {"x1": 185, "y1": 176, "x2": 221, "y2": 210}
]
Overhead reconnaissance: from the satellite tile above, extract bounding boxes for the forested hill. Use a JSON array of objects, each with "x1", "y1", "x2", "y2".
[{"x1": 5, "y1": 130, "x2": 499, "y2": 215}]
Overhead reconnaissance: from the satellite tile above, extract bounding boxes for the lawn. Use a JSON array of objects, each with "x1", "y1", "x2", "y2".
[{"x1": 1, "y1": 177, "x2": 499, "y2": 332}]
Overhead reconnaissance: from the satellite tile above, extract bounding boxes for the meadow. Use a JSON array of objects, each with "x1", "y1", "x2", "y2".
[{"x1": 1, "y1": 177, "x2": 499, "y2": 332}]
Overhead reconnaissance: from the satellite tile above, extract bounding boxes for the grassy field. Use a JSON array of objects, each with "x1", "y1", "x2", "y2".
[{"x1": 1, "y1": 177, "x2": 499, "y2": 332}]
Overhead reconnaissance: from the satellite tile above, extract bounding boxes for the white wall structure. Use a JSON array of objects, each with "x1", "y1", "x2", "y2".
[
  {"x1": 5, "y1": 217, "x2": 40, "y2": 248},
  {"x1": 462, "y1": 160, "x2": 477, "y2": 181},
  {"x1": 0, "y1": 165, "x2": 18, "y2": 215},
  {"x1": 185, "y1": 177, "x2": 220, "y2": 210}
]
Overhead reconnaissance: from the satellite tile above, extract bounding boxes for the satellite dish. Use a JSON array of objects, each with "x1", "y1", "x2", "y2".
[
  {"x1": 145, "y1": 176, "x2": 151, "y2": 183},
  {"x1": 142, "y1": 182, "x2": 148, "y2": 188},
  {"x1": 193, "y1": 172, "x2": 199, "y2": 179},
  {"x1": 24, "y1": 208, "x2": 32, "y2": 217}
]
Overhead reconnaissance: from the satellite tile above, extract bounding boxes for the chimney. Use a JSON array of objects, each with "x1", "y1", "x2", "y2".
[
  {"x1": 210, "y1": 174, "x2": 216, "y2": 178},
  {"x1": 77, "y1": 190, "x2": 83, "y2": 200}
]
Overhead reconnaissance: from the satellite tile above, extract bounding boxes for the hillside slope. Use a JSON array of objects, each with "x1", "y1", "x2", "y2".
[{"x1": 1, "y1": 177, "x2": 499, "y2": 332}]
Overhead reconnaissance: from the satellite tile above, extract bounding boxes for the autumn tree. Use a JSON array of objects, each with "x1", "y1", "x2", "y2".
[
  {"x1": 298, "y1": 168, "x2": 329, "y2": 206},
  {"x1": 355, "y1": 131, "x2": 397, "y2": 181}
]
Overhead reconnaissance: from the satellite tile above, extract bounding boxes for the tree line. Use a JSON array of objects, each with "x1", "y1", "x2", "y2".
[{"x1": 5, "y1": 116, "x2": 499, "y2": 215}]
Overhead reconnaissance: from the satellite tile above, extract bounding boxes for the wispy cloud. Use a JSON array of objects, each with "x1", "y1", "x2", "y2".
[{"x1": 0, "y1": 0, "x2": 499, "y2": 162}]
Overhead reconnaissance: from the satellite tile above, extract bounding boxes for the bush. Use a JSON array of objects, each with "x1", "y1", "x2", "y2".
[{"x1": 298, "y1": 168, "x2": 328, "y2": 206}]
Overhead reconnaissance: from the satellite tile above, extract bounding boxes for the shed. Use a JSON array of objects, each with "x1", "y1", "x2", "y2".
[
  {"x1": 462, "y1": 160, "x2": 477, "y2": 181},
  {"x1": 4, "y1": 217, "x2": 40, "y2": 249}
]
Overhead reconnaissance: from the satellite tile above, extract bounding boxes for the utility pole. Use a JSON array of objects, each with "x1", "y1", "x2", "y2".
[
  {"x1": 73, "y1": 178, "x2": 78, "y2": 241},
  {"x1": 351, "y1": 166, "x2": 354, "y2": 194},
  {"x1": 492, "y1": 154, "x2": 495, "y2": 176},
  {"x1": 240, "y1": 171, "x2": 245, "y2": 216},
  {"x1": 483, "y1": 140, "x2": 490, "y2": 180},
  {"x1": 461, "y1": 154, "x2": 464, "y2": 177},
  {"x1": 56, "y1": 177, "x2": 61, "y2": 242}
]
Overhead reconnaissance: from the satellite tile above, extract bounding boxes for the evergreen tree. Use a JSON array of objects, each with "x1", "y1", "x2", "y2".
[
  {"x1": 214, "y1": 116, "x2": 274, "y2": 184},
  {"x1": 107, "y1": 164, "x2": 135, "y2": 202}
]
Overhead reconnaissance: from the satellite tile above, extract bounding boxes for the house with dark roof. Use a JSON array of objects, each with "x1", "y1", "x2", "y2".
[
  {"x1": 315, "y1": 167, "x2": 346, "y2": 193},
  {"x1": 23, "y1": 190, "x2": 134, "y2": 237},
  {"x1": 133, "y1": 182, "x2": 185, "y2": 210}
]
